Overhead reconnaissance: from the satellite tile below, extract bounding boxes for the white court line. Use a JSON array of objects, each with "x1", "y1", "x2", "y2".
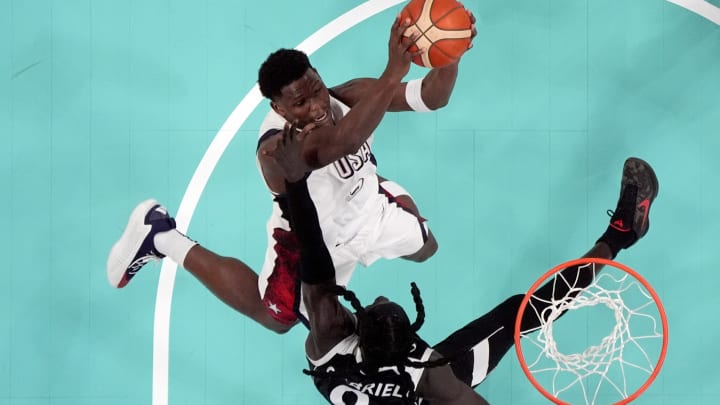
[
  {"x1": 151, "y1": 1, "x2": 405, "y2": 404},
  {"x1": 667, "y1": 0, "x2": 720, "y2": 25}
]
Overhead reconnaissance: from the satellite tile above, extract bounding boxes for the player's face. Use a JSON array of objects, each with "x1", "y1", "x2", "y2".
[{"x1": 272, "y1": 68, "x2": 333, "y2": 129}]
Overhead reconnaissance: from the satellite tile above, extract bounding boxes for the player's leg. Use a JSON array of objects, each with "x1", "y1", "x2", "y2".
[
  {"x1": 106, "y1": 200, "x2": 292, "y2": 334},
  {"x1": 434, "y1": 245, "x2": 634, "y2": 389},
  {"x1": 431, "y1": 294, "x2": 523, "y2": 388},
  {"x1": 521, "y1": 157, "x2": 659, "y2": 332},
  {"x1": 377, "y1": 176, "x2": 437, "y2": 262},
  {"x1": 431, "y1": 245, "x2": 622, "y2": 388},
  {"x1": 182, "y1": 245, "x2": 292, "y2": 333},
  {"x1": 433, "y1": 157, "x2": 660, "y2": 387}
]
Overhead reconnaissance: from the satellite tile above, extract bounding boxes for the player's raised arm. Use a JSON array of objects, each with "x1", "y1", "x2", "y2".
[
  {"x1": 256, "y1": 17, "x2": 420, "y2": 192},
  {"x1": 331, "y1": 9, "x2": 477, "y2": 112},
  {"x1": 263, "y1": 124, "x2": 354, "y2": 357},
  {"x1": 298, "y1": 17, "x2": 420, "y2": 168}
]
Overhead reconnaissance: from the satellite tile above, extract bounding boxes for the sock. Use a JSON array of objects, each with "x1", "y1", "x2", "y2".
[
  {"x1": 596, "y1": 226, "x2": 638, "y2": 259},
  {"x1": 154, "y1": 229, "x2": 197, "y2": 267}
]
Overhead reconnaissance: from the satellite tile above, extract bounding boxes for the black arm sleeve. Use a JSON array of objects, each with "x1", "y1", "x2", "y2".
[{"x1": 284, "y1": 177, "x2": 335, "y2": 285}]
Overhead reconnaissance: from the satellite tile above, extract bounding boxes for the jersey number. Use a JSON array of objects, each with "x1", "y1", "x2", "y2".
[{"x1": 329, "y1": 385, "x2": 370, "y2": 405}]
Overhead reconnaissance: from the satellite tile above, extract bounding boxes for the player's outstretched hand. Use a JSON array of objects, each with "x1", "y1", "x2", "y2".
[
  {"x1": 384, "y1": 16, "x2": 422, "y2": 81},
  {"x1": 467, "y1": 10, "x2": 477, "y2": 50},
  {"x1": 264, "y1": 120, "x2": 315, "y2": 183}
]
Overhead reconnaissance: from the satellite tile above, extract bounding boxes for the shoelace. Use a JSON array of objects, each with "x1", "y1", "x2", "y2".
[{"x1": 128, "y1": 255, "x2": 158, "y2": 275}]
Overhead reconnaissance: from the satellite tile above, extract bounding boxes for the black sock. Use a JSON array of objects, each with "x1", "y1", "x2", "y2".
[{"x1": 596, "y1": 226, "x2": 638, "y2": 259}]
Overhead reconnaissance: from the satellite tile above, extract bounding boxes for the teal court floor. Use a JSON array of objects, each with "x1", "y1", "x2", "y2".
[{"x1": 2, "y1": 0, "x2": 719, "y2": 404}]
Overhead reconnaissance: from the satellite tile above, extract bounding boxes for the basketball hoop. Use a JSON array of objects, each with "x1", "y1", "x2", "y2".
[{"x1": 514, "y1": 258, "x2": 668, "y2": 405}]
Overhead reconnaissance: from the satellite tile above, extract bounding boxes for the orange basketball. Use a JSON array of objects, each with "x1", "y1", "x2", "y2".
[{"x1": 400, "y1": 0, "x2": 473, "y2": 68}]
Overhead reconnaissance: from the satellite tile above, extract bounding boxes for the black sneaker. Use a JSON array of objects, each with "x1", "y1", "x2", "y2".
[
  {"x1": 607, "y1": 157, "x2": 659, "y2": 246},
  {"x1": 106, "y1": 199, "x2": 176, "y2": 288}
]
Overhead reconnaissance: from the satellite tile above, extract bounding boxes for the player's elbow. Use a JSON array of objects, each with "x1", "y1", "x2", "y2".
[{"x1": 425, "y1": 94, "x2": 450, "y2": 110}]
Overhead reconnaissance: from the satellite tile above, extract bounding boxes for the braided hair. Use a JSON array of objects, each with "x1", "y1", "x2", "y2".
[
  {"x1": 258, "y1": 48, "x2": 314, "y2": 100},
  {"x1": 304, "y1": 283, "x2": 456, "y2": 402}
]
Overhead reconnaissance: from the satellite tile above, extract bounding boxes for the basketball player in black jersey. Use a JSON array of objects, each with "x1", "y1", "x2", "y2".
[{"x1": 265, "y1": 123, "x2": 659, "y2": 403}]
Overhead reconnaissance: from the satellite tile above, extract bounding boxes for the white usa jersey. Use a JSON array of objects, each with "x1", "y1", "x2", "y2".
[
  {"x1": 255, "y1": 96, "x2": 426, "y2": 327},
  {"x1": 256, "y1": 95, "x2": 382, "y2": 259}
]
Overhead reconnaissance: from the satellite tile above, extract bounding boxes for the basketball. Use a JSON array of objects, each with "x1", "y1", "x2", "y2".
[{"x1": 400, "y1": 0, "x2": 473, "y2": 68}]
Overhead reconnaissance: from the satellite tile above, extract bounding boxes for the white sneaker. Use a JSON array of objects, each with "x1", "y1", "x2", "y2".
[{"x1": 107, "y1": 199, "x2": 176, "y2": 288}]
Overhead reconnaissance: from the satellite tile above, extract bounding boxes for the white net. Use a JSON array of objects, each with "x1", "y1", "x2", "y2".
[{"x1": 517, "y1": 262, "x2": 666, "y2": 405}]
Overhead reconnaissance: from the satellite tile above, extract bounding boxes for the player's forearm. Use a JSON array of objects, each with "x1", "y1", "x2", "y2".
[
  {"x1": 303, "y1": 76, "x2": 401, "y2": 168},
  {"x1": 330, "y1": 75, "x2": 401, "y2": 152},
  {"x1": 286, "y1": 178, "x2": 354, "y2": 349},
  {"x1": 420, "y1": 62, "x2": 459, "y2": 110},
  {"x1": 284, "y1": 177, "x2": 335, "y2": 285}
]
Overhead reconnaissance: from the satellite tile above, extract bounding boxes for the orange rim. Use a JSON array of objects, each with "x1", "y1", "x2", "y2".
[{"x1": 513, "y1": 258, "x2": 669, "y2": 405}]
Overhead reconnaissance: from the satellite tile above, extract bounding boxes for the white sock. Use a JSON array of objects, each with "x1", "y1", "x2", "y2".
[{"x1": 153, "y1": 229, "x2": 197, "y2": 267}]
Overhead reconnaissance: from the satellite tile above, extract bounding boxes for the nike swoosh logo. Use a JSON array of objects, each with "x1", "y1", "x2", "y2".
[
  {"x1": 346, "y1": 178, "x2": 364, "y2": 201},
  {"x1": 638, "y1": 199, "x2": 650, "y2": 230}
]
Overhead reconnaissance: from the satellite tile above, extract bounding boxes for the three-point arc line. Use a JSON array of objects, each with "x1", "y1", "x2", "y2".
[{"x1": 668, "y1": 0, "x2": 720, "y2": 25}]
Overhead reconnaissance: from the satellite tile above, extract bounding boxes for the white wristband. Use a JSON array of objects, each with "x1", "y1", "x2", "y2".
[{"x1": 405, "y1": 78, "x2": 433, "y2": 112}]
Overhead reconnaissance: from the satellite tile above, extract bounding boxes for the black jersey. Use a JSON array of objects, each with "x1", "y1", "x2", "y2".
[{"x1": 307, "y1": 334, "x2": 434, "y2": 404}]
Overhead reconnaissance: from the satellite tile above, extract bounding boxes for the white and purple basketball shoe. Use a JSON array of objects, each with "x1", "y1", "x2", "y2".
[{"x1": 107, "y1": 199, "x2": 175, "y2": 288}]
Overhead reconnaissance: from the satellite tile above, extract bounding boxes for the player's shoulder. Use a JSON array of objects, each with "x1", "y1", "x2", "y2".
[
  {"x1": 256, "y1": 107, "x2": 289, "y2": 155},
  {"x1": 258, "y1": 108, "x2": 285, "y2": 141},
  {"x1": 329, "y1": 77, "x2": 377, "y2": 94},
  {"x1": 307, "y1": 333, "x2": 360, "y2": 367},
  {"x1": 329, "y1": 78, "x2": 378, "y2": 108},
  {"x1": 329, "y1": 94, "x2": 350, "y2": 117}
]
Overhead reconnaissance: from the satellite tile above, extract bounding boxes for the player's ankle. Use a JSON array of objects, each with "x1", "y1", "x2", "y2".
[
  {"x1": 154, "y1": 229, "x2": 197, "y2": 266},
  {"x1": 596, "y1": 226, "x2": 638, "y2": 259}
]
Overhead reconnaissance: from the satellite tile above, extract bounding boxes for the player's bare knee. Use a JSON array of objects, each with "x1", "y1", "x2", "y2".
[
  {"x1": 270, "y1": 323, "x2": 293, "y2": 335},
  {"x1": 422, "y1": 232, "x2": 439, "y2": 260},
  {"x1": 260, "y1": 311, "x2": 296, "y2": 334}
]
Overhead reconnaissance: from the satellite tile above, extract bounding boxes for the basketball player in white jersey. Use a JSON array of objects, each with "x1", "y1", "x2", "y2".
[
  {"x1": 266, "y1": 111, "x2": 659, "y2": 405},
  {"x1": 107, "y1": 14, "x2": 477, "y2": 333}
]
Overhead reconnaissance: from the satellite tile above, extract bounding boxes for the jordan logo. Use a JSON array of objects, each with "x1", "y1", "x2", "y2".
[
  {"x1": 611, "y1": 219, "x2": 628, "y2": 231},
  {"x1": 638, "y1": 199, "x2": 650, "y2": 230}
]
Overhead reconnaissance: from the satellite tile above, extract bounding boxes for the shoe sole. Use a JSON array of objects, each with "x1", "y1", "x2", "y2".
[
  {"x1": 623, "y1": 157, "x2": 659, "y2": 237},
  {"x1": 107, "y1": 199, "x2": 159, "y2": 288},
  {"x1": 623, "y1": 157, "x2": 659, "y2": 202}
]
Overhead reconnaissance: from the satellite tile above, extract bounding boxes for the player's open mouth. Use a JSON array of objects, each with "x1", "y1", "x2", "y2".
[{"x1": 314, "y1": 112, "x2": 328, "y2": 123}]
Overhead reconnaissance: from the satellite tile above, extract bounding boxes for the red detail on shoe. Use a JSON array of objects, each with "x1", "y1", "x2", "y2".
[
  {"x1": 610, "y1": 219, "x2": 630, "y2": 232},
  {"x1": 118, "y1": 275, "x2": 129, "y2": 288},
  {"x1": 638, "y1": 199, "x2": 650, "y2": 230},
  {"x1": 262, "y1": 228, "x2": 302, "y2": 326}
]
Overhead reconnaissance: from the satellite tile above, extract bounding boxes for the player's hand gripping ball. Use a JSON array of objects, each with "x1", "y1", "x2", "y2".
[{"x1": 400, "y1": 0, "x2": 474, "y2": 68}]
